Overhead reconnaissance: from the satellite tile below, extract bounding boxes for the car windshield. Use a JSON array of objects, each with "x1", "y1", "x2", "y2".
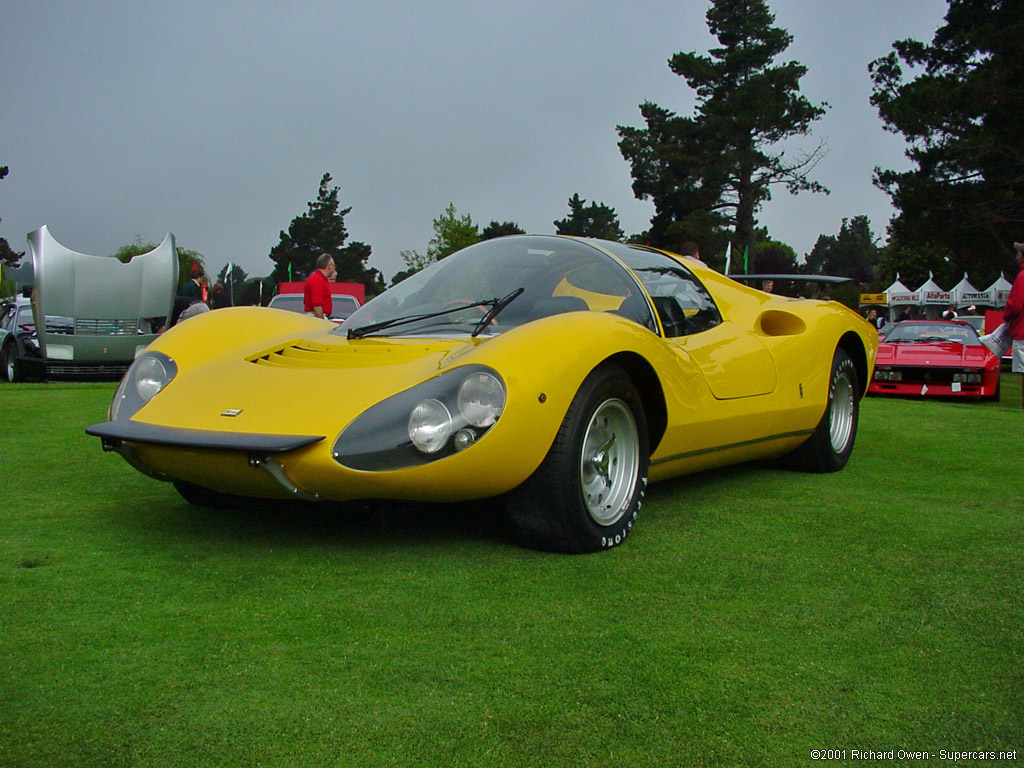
[
  {"x1": 269, "y1": 295, "x2": 303, "y2": 313},
  {"x1": 338, "y1": 236, "x2": 657, "y2": 338},
  {"x1": 332, "y1": 296, "x2": 360, "y2": 319},
  {"x1": 271, "y1": 293, "x2": 359, "y2": 320},
  {"x1": 959, "y1": 316, "x2": 984, "y2": 332},
  {"x1": 884, "y1": 321, "x2": 979, "y2": 345}
]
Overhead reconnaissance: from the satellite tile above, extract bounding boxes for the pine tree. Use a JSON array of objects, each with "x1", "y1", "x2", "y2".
[
  {"x1": 869, "y1": 0, "x2": 1024, "y2": 280},
  {"x1": 269, "y1": 173, "x2": 383, "y2": 291},
  {"x1": 553, "y1": 194, "x2": 625, "y2": 241},
  {"x1": 618, "y1": 0, "x2": 827, "y2": 255}
]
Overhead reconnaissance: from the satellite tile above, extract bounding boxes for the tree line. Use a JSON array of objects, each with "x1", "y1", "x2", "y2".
[{"x1": 3, "y1": 0, "x2": 1020, "y2": 301}]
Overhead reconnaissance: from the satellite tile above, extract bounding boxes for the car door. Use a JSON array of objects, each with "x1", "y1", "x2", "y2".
[{"x1": 631, "y1": 257, "x2": 777, "y2": 399}]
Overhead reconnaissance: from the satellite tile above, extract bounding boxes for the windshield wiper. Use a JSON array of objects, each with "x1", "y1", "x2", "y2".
[
  {"x1": 346, "y1": 288, "x2": 523, "y2": 340},
  {"x1": 471, "y1": 288, "x2": 524, "y2": 337}
]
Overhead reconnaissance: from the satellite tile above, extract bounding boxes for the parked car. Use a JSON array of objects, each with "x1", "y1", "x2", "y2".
[
  {"x1": 13, "y1": 226, "x2": 177, "y2": 381},
  {"x1": 0, "y1": 296, "x2": 76, "y2": 382},
  {"x1": 869, "y1": 319, "x2": 1000, "y2": 399},
  {"x1": 267, "y1": 292, "x2": 361, "y2": 322},
  {"x1": 88, "y1": 235, "x2": 878, "y2": 553},
  {"x1": 0, "y1": 297, "x2": 34, "y2": 381}
]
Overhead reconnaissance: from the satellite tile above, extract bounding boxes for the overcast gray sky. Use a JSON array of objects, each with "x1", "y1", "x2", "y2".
[{"x1": 2, "y1": 0, "x2": 948, "y2": 283}]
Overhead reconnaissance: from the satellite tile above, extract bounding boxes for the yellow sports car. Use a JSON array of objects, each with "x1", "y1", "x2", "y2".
[{"x1": 88, "y1": 236, "x2": 877, "y2": 553}]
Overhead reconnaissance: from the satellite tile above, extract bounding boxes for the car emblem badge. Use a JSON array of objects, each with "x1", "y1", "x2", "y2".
[{"x1": 221, "y1": 408, "x2": 243, "y2": 417}]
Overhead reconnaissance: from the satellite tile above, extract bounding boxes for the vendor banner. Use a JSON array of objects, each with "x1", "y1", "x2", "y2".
[
  {"x1": 860, "y1": 293, "x2": 886, "y2": 305},
  {"x1": 889, "y1": 291, "x2": 921, "y2": 306}
]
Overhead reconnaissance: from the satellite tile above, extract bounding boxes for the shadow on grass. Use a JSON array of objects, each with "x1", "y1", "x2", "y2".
[
  {"x1": 100, "y1": 458, "x2": 782, "y2": 557},
  {"x1": 104, "y1": 489, "x2": 517, "y2": 554}
]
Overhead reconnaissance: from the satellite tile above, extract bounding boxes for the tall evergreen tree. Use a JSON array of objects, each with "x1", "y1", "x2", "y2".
[
  {"x1": 804, "y1": 216, "x2": 880, "y2": 283},
  {"x1": 752, "y1": 239, "x2": 799, "y2": 274},
  {"x1": 618, "y1": 0, "x2": 828, "y2": 256},
  {"x1": 480, "y1": 220, "x2": 525, "y2": 240},
  {"x1": 553, "y1": 194, "x2": 625, "y2": 241},
  {"x1": 869, "y1": 0, "x2": 1024, "y2": 282},
  {"x1": 0, "y1": 165, "x2": 24, "y2": 273},
  {"x1": 269, "y1": 173, "x2": 383, "y2": 291}
]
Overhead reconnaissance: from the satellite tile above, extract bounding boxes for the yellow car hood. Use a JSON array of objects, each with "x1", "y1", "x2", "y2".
[{"x1": 134, "y1": 333, "x2": 482, "y2": 437}]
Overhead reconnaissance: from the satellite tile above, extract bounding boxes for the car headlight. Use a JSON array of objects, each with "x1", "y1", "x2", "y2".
[
  {"x1": 953, "y1": 371, "x2": 983, "y2": 384},
  {"x1": 408, "y1": 399, "x2": 453, "y2": 453},
  {"x1": 457, "y1": 371, "x2": 505, "y2": 428},
  {"x1": 333, "y1": 365, "x2": 506, "y2": 471},
  {"x1": 109, "y1": 351, "x2": 178, "y2": 421}
]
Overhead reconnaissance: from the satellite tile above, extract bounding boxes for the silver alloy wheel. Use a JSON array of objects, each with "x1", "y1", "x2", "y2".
[
  {"x1": 579, "y1": 398, "x2": 640, "y2": 525},
  {"x1": 3, "y1": 348, "x2": 13, "y2": 382},
  {"x1": 829, "y1": 369, "x2": 856, "y2": 453}
]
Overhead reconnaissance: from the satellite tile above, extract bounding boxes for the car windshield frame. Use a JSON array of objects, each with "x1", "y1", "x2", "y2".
[
  {"x1": 883, "y1": 321, "x2": 980, "y2": 345},
  {"x1": 337, "y1": 235, "x2": 659, "y2": 339}
]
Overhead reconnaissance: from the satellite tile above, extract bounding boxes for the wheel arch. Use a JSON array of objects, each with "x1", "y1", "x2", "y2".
[
  {"x1": 603, "y1": 351, "x2": 668, "y2": 453},
  {"x1": 837, "y1": 331, "x2": 869, "y2": 398}
]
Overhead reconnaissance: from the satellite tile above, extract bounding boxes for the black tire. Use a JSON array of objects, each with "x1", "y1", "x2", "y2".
[
  {"x1": 173, "y1": 480, "x2": 242, "y2": 508},
  {"x1": 506, "y1": 362, "x2": 649, "y2": 554},
  {"x1": 780, "y1": 347, "x2": 859, "y2": 473},
  {"x1": 1, "y1": 341, "x2": 21, "y2": 382}
]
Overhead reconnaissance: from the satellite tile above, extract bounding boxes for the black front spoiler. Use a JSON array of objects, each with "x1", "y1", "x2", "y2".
[
  {"x1": 86, "y1": 421, "x2": 326, "y2": 501},
  {"x1": 86, "y1": 420, "x2": 325, "y2": 453}
]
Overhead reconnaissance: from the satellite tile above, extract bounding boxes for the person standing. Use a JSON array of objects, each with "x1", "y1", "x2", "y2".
[
  {"x1": 679, "y1": 242, "x2": 702, "y2": 262},
  {"x1": 1005, "y1": 243, "x2": 1024, "y2": 408},
  {"x1": 171, "y1": 263, "x2": 207, "y2": 326},
  {"x1": 303, "y1": 253, "x2": 336, "y2": 319},
  {"x1": 210, "y1": 283, "x2": 230, "y2": 310},
  {"x1": 179, "y1": 263, "x2": 204, "y2": 303}
]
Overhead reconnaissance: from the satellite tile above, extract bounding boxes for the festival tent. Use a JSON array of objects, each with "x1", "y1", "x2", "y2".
[
  {"x1": 916, "y1": 272, "x2": 952, "y2": 307},
  {"x1": 950, "y1": 273, "x2": 991, "y2": 308},
  {"x1": 885, "y1": 274, "x2": 919, "y2": 310},
  {"x1": 987, "y1": 275, "x2": 1013, "y2": 307}
]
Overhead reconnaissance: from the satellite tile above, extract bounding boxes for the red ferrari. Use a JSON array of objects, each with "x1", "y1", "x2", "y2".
[{"x1": 869, "y1": 320, "x2": 1001, "y2": 399}]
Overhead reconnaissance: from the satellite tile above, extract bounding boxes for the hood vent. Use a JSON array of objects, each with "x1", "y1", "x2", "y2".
[{"x1": 248, "y1": 340, "x2": 437, "y2": 369}]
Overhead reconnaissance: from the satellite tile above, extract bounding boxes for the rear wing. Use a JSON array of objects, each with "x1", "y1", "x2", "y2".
[{"x1": 729, "y1": 274, "x2": 859, "y2": 310}]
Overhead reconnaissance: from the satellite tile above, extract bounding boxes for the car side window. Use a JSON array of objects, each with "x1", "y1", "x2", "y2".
[
  {"x1": 647, "y1": 271, "x2": 721, "y2": 337},
  {"x1": 15, "y1": 307, "x2": 34, "y2": 330},
  {"x1": 616, "y1": 254, "x2": 722, "y2": 338}
]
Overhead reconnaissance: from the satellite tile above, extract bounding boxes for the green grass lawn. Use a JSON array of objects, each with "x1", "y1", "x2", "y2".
[{"x1": 1, "y1": 376, "x2": 1022, "y2": 767}]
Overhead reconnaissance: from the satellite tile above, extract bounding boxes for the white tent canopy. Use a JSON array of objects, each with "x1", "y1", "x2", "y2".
[
  {"x1": 881, "y1": 271, "x2": 1011, "y2": 309},
  {"x1": 988, "y1": 275, "x2": 1013, "y2": 307},
  {"x1": 885, "y1": 274, "x2": 920, "y2": 307},
  {"x1": 916, "y1": 272, "x2": 951, "y2": 305},
  {"x1": 950, "y1": 273, "x2": 992, "y2": 308}
]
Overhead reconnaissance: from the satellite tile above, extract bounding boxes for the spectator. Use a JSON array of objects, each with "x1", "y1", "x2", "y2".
[
  {"x1": 678, "y1": 242, "x2": 702, "y2": 262},
  {"x1": 171, "y1": 264, "x2": 207, "y2": 326},
  {"x1": 210, "y1": 283, "x2": 230, "y2": 310},
  {"x1": 304, "y1": 253, "x2": 336, "y2": 319},
  {"x1": 1005, "y1": 242, "x2": 1024, "y2": 408}
]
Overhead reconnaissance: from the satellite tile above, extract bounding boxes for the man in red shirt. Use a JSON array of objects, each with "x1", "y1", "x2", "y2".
[
  {"x1": 304, "y1": 253, "x2": 336, "y2": 319},
  {"x1": 1006, "y1": 243, "x2": 1024, "y2": 408}
]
